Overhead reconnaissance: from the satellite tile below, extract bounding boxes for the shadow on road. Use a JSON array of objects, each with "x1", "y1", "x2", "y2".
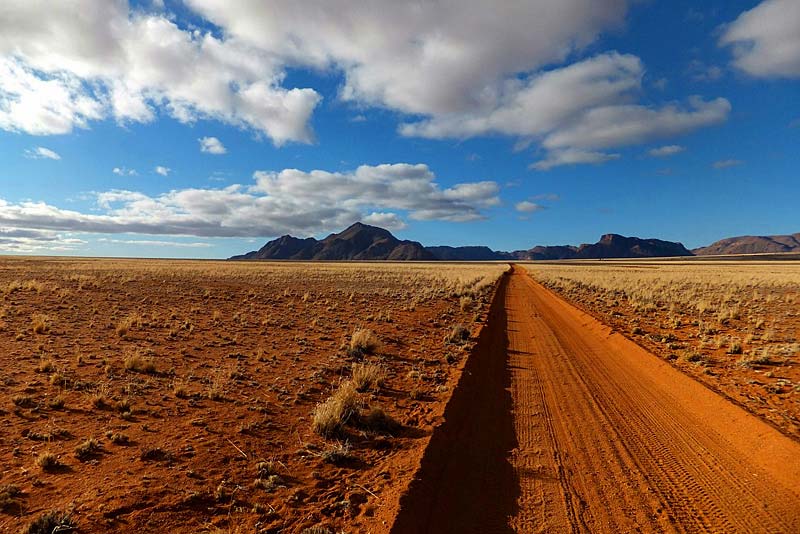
[{"x1": 391, "y1": 273, "x2": 519, "y2": 533}]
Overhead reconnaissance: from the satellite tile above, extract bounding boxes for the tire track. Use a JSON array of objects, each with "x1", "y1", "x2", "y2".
[{"x1": 391, "y1": 265, "x2": 800, "y2": 533}]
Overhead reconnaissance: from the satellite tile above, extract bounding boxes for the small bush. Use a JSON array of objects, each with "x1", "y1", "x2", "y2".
[
  {"x1": 312, "y1": 381, "x2": 360, "y2": 437},
  {"x1": 349, "y1": 328, "x2": 380, "y2": 355},
  {"x1": 31, "y1": 314, "x2": 49, "y2": 335},
  {"x1": 253, "y1": 474, "x2": 284, "y2": 492},
  {"x1": 361, "y1": 406, "x2": 399, "y2": 433},
  {"x1": 255, "y1": 460, "x2": 278, "y2": 478},
  {"x1": 105, "y1": 431, "x2": 130, "y2": 445},
  {"x1": 21, "y1": 510, "x2": 75, "y2": 534},
  {"x1": 351, "y1": 362, "x2": 384, "y2": 392},
  {"x1": 124, "y1": 353, "x2": 156, "y2": 374},
  {"x1": 12, "y1": 394, "x2": 34, "y2": 408},
  {"x1": 320, "y1": 441, "x2": 354, "y2": 465},
  {"x1": 74, "y1": 438, "x2": 101, "y2": 461},
  {"x1": 48, "y1": 396, "x2": 65, "y2": 410},
  {"x1": 0, "y1": 484, "x2": 21, "y2": 511},
  {"x1": 446, "y1": 324, "x2": 469, "y2": 344},
  {"x1": 35, "y1": 452, "x2": 61, "y2": 471}
]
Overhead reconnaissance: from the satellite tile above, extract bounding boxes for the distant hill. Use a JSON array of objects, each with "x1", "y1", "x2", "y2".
[
  {"x1": 232, "y1": 225, "x2": 694, "y2": 261},
  {"x1": 229, "y1": 222, "x2": 434, "y2": 261},
  {"x1": 693, "y1": 233, "x2": 800, "y2": 255},
  {"x1": 425, "y1": 246, "x2": 505, "y2": 261},
  {"x1": 573, "y1": 234, "x2": 693, "y2": 259}
]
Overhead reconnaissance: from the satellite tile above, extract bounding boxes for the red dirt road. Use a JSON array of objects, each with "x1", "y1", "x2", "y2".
[{"x1": 392, "y1": 265, "x2": 800, "y2": 533}]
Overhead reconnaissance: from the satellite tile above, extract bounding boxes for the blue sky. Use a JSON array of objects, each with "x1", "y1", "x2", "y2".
[{"x1": 0, "y1": 0, "x2": 797, "y2": 258}]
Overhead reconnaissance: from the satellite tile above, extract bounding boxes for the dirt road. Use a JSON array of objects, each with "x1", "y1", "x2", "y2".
[{"x1": 392, "y1": 265, "x2": 800, "y2": 533}]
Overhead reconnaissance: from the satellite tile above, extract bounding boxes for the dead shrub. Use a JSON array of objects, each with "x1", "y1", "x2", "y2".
[
  {"x1": 446, "y1": 324, "x2": 470, "y2": 344},
  {"x1": 312, "y1": 380, "x2": 360, "y2": 437},
  {"x1": 351, "y1": 362, "x2": 384, "y2": 392},
  {"x1": 21, "y1": 510, "x2": 75, "y2": 534},
  {"x1": 349, "y1": 328, "x2": 380, "y2": 355}
]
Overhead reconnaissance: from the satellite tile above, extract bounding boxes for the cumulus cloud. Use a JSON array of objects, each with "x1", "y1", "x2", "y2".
[
  {"x1": 713, "y1": 159, "x2": 743, "y2": 169},
  {"x1": 0, "y1": 1, "x2": 320, "y2": 143},
  {"x1": 0, "y1": 163, "x2": 499, "y2": 239},
  {"x1": 720, "y1": 0, "x2": 800, "y2": 78},
  {"x1": 540, "y1": 96, "x2": 730, "y2": 152},
  {"x1": 649, "y1": 145, "x2": 685, "y2": 157},
  {"x1": 199, "y1": 137, "x2": 226, "y2": 155},
  {"x1": 515, "y1": 201, "x2": 546, "y2": 213},
  {"x1": 154, "y1": 166, "x2": 170, "y2": 176},
  {"x1": 24, "y1": 146, "x2": 61, "y2": 160},
  {"x1": 399, "y1": 53, "x2": 729, "y2": 169},
  {"x1": 185, "y1": 0, "x2": 630, "y2": 117}
]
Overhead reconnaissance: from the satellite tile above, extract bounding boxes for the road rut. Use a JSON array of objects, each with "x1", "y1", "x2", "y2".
[{"x1": 392, "y1": 265, "x2": 800, "y2": 533}]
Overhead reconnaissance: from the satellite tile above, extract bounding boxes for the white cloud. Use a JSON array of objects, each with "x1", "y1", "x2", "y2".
[
  {"x1": 515, "y1": 201, "x2": 546, "y2": 213},
  {"x1": 112, "y1": 167, "x2": 137, "y2": 176},
  {"x1": 154, "y1": 166, "x2": 171, "y2": 176},
  {"x1": 0, "y1": 227, "x2": 85, "y2": 253},
  {"x1": 361, "y1": 212, "x2": 407, "y2": 231},
  {"x1": 399, "y1": 53, "x2": 729, "y2": 169},
  {"x1": 0, "y1": 1, "x2": 320, "y2": 143},
  {"x1": 400, "y1": 53, "x2": 643, "y2": 139},
  {"x1": 720, "y1": 0, "x2": 800, "y2": 78},
  {"x1": 0, "y1": 163, "x2": 499, "y2": 238},
  {"x1": 24, "y1": 146, "x2": 61, "y2": 160},
  {"x1": 648, "y1": 145, "x2": 685, "y2": 157},
  {"x1": 713, "y1": 159, "x2": 743, "y2": 169},
  {"x1": 199, "y1": 137, "x2": 226, "y2": 155},
  {"x1": 540, "y1": 96, "x2": 730, "y2": 151},
  {"x1": 186, "y1": 0, "x2": 630, "y2": 117},
  {"x1": 531, "y1": 149, "x2": 620, "y2": 171}
]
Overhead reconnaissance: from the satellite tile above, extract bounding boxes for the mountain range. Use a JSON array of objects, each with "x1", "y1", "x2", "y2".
[
  {"x1": 692, "y1": 233, "x2": 800, "y2": 256},
  {"x1": 230, "y1": 222, "x2": 708, "y2": 261}
]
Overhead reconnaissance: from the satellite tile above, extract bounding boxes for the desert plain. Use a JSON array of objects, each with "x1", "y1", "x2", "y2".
[{"x1": 1, "y1": 257, "x2": 799, "y2": 534}]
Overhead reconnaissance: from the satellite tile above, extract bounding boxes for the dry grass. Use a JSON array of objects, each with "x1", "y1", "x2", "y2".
[
  {"x1": 21, "y1": 510, "x2": 76, "y2": 534},
  {"x1": 74, "y1": 438, "x2": 101, "y2": 461},
  {"x1": 351, "y1": 362, "x2": 385, "y2": 392},
  {"x1": 0, "y1": 484, "x2": 21, "y2": 512},
  {"x1": 529, "y1": 260, "x2": 799, "y2": 373},
  {"x1": 312, "y1": 380, "x2": 361, "y2": 437},
  {"x1": 349, "y1": 328, "x2": 380, "y2": 355},
  {"x1": 446, "y1": 324, "x2": 470, "y2": 344},
  {"x1": 35, "y1": 452, "x2": 62, "y2": 471},
  {"x1": 124, "y1": 352, "x2": 156, "y2": 374},
  {"x1": 31, "y1": 313, "x2": 49, "y2": 334}
]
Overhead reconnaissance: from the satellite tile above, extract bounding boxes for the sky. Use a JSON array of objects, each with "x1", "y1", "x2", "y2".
[{"x1": 0, "y1": 0, "x2": 798, "y2": 258}]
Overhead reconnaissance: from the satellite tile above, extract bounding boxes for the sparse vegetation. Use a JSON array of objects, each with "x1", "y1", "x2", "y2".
[
  {"x1": 124, "y1": 352, "x2": 156, "y2": 374},
  {"x1": 349, "y1": 328, "x2": 380, "y2": 355},
  {"x1": 447, "y1": 324, "x2": 470, "y2": 344},
  {"x1": 351, "y1": 362, "x2": 385, "y2": 392},
  {"x1": 312, "y1": 380, "x2": 361, "y2": 437},
  {"x1": 21, "y1": 510, "x2": 75, "y2": 534},
  {"x1": 0, "y1": 484, "x2": 21, "y2": 512},
  {"x1": 35, "y1": 452, "x2": 62, "y2": 471},
  {"x1": 74, "y1": 438, "x2": 101, "y2": 461}
]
